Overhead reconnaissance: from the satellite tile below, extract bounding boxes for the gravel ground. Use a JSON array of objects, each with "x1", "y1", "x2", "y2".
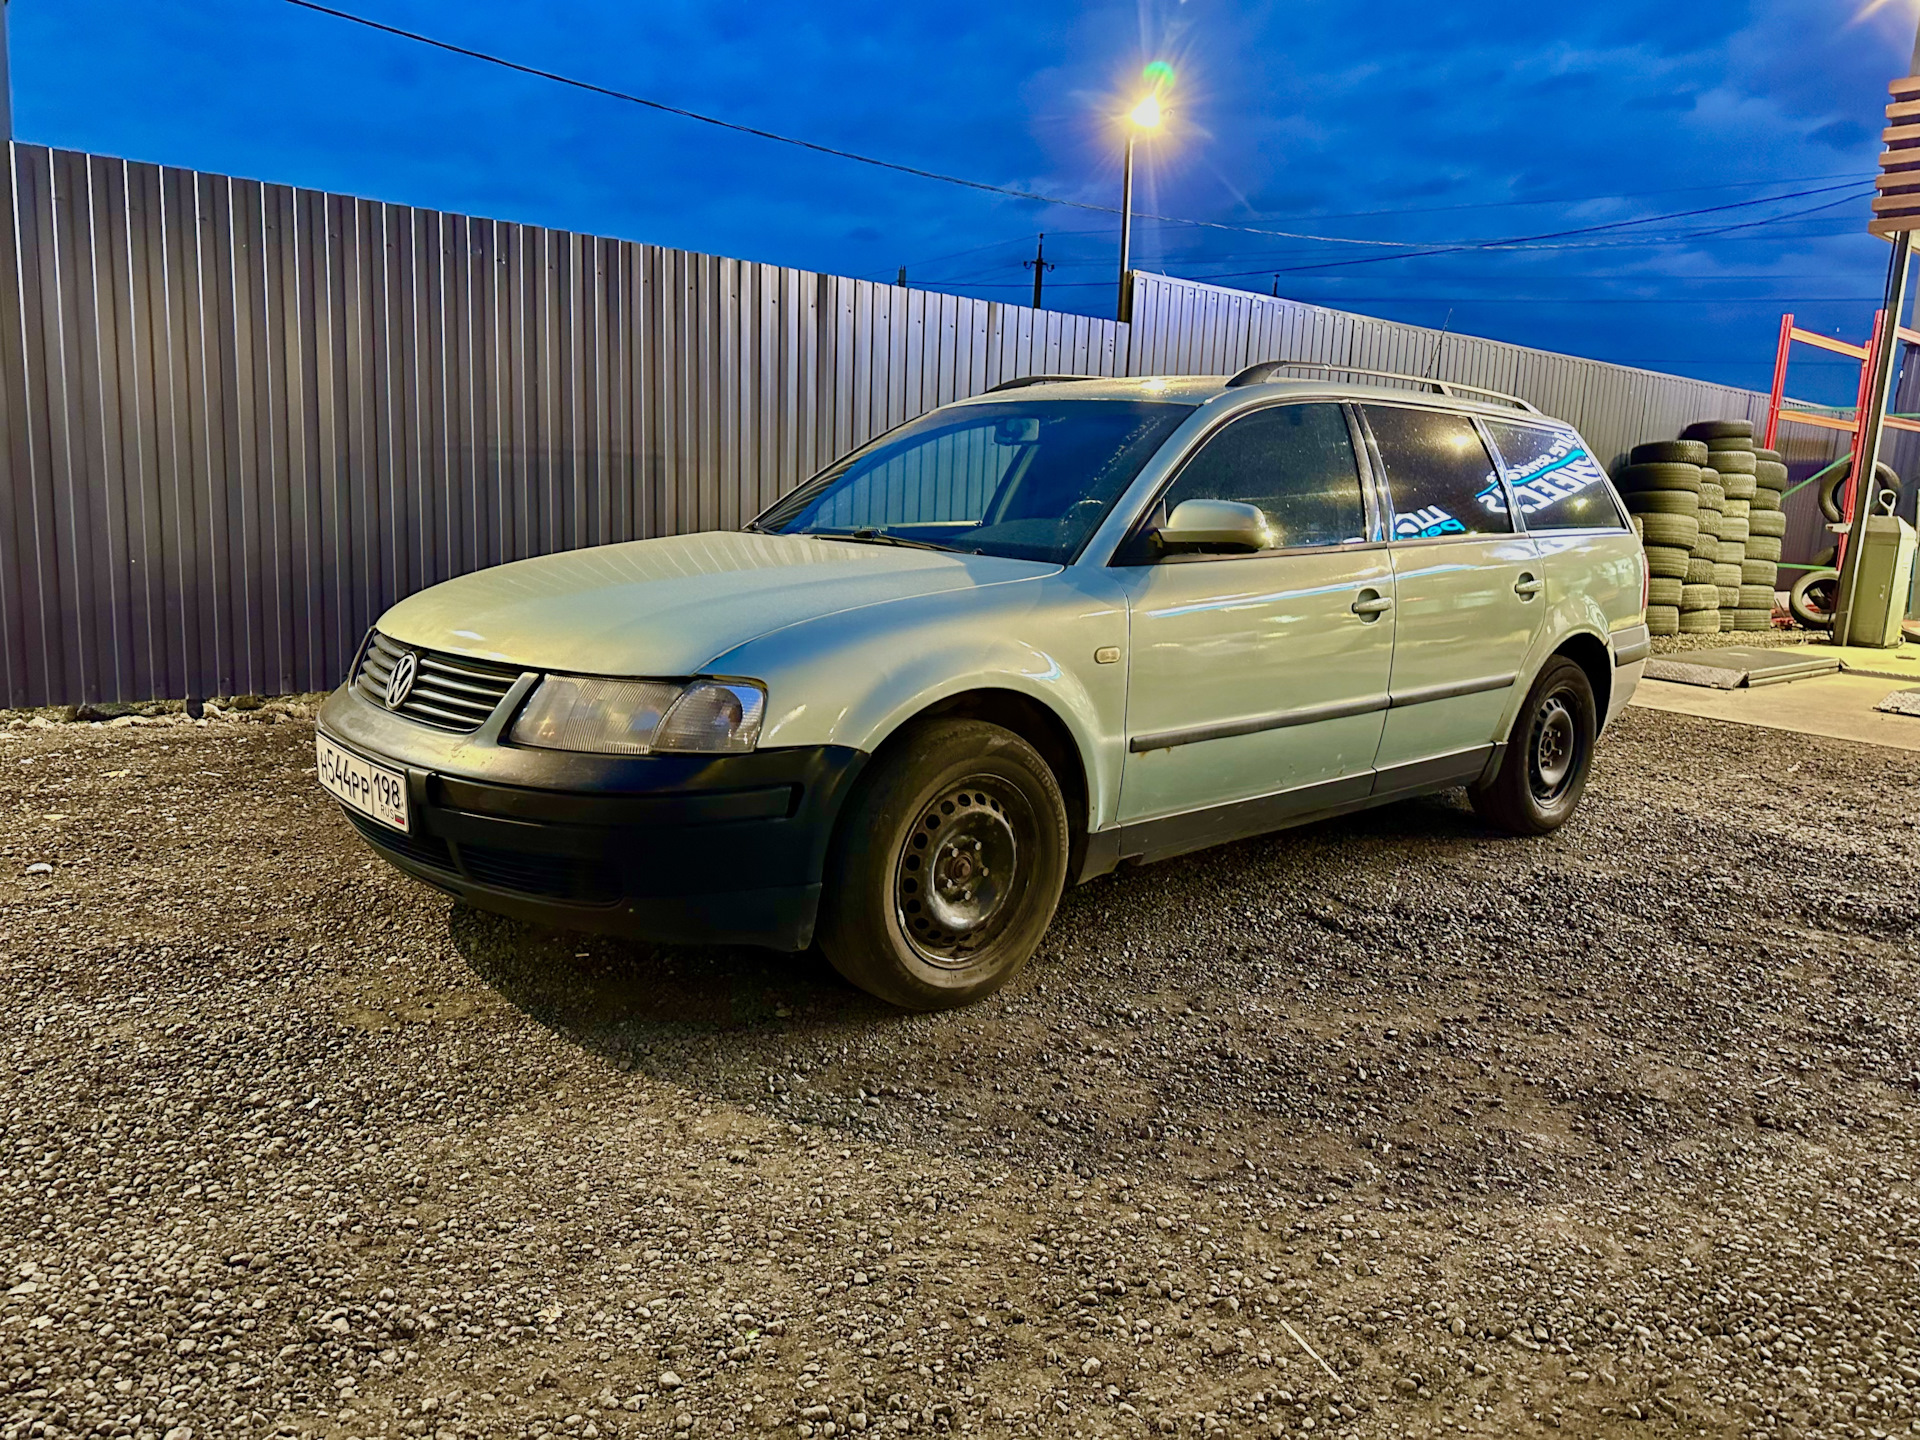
[{"x1": 5, "y1": 699, "x2": 1920, "y2": 1440}]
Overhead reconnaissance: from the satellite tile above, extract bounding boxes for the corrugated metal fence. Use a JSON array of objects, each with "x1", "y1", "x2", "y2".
[{"x1": 0, "y1": 142, "x2": 1841, "y2": 708}]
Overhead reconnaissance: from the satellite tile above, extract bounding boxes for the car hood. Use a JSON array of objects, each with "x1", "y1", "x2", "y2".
[{"x1": 376, "y1": 531, "x2": 1057, "y2": 676}]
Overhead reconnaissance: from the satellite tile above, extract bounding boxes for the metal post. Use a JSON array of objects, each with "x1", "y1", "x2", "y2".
[
  {"x1": 1, "y1": 0, "x2": 14, "y2": 144},
  {"x1": 1117, "y1": 133, "x2": 1135, "y2": 323},
  {"x1": 1762, "y1": 313, "x2": 1793, "y2": 451},
  {"x1": 1836, "y1": 263, "x2": 1911, "y2": 643}
]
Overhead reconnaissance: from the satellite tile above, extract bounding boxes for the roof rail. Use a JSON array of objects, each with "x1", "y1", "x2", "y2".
[
  {"x1": 983, "y1": 373, "x2": 1100, "y2": 393},
  {"x1": 1223, "y1": 360, "x2": 1539, "y2": 413}
]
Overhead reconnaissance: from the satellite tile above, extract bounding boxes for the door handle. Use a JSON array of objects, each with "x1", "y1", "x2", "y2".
[
  {"x1": 1351, "y1": 590, "x2": 1393, "y2": 619},
  {"x1": 1514, "y1": 573, "x2": 1544, "y2": 600}
]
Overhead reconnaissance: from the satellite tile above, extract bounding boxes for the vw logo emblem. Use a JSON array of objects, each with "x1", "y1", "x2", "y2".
[{"x1": 386, "y1": 651, "x2": 419, "y2": 710}]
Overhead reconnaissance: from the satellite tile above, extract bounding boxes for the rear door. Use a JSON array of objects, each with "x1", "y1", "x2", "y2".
[
  {"x1": 1359, "y1": 403, "x2": 1547, "y2": 787},
  {"x1": 1116, "y1": 401, "x2": 1395, "y2": 831}
]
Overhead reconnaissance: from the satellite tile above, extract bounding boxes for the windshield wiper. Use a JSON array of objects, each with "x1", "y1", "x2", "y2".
[{"x1": 807, "y1": 528, "x2": 961, "y2": 553}]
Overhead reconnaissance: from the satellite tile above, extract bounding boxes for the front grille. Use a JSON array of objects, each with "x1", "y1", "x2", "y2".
[
  {"x1": 356, "y1": 631, "x2": 523, "y2": 732},
  {"x1": 342, "y1": 808, "x2": 457, "y2": 873},
  {"x1": 459, "y1": 844, "x2": 620, "y2": 904}
]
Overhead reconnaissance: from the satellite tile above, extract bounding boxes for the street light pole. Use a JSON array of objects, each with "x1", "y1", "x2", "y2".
[
  {"x1": 1836, "y1": 17, "x2": 1920, "y2": 642},
  {"x1": 1, "y1": 0, "x2": 14, "y2": 145},
  {"x1": 1117, "y1": 133, "x2": 1136, "y2": 322},
  {"x1": 1116, "y1": 90, "x2": 1162, "y2": 324}
]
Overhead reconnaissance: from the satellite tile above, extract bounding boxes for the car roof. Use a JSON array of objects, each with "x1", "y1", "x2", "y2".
[{"x1": 948, "y1": 372, "x2": 1558, "y2": 425}]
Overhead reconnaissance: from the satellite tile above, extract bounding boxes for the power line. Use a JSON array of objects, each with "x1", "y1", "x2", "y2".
[{"x1": 281, "y1": 1, "x2": 1882, "y2": 262}]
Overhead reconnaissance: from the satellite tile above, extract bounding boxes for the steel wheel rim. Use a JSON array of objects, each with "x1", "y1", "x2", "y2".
[
  {"x1": 1530, "y1": 693, "x2": 1579, "y2": 802},
  {"x1": 894, "y1": 779, "x2": 1028, "y2": 968}
]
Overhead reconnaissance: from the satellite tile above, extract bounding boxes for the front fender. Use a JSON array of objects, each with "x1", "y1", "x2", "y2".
[{"x1": 707, "y1": 569, "x2": 1131, "y2": 829}]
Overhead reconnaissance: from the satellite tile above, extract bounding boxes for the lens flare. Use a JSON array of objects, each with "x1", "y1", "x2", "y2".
[
  {"x1": 1855, "y1": 0, "x2": 1917, "y2": 20},
  {"x1": 1129, "y1": 94, "x2": 1163, "y2": 129},
  {"x1": 1142, "y1": 60, "x2": 1176, "y2": 89}
]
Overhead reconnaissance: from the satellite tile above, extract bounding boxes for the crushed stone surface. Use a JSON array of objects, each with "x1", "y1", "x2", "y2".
[{"x1": 3, "y1": 702, "x2": 1919, "y2": 1440}]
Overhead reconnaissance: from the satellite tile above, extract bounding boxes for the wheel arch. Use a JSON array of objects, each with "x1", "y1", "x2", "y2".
[
  {"x1": 1550, "y1": 629, "x2": 1613, "y2": 724},
  {"x1": 855, "y1": 687, "x2": 1094, "y2": 883}
]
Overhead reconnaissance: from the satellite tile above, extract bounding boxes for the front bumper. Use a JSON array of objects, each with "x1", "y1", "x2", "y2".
[{"x1": 316, "y1": 684, "x2": 867, "y2": 950}]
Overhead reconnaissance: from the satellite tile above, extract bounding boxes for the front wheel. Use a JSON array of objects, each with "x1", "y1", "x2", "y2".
[
  {"x1": 817, "y1": 718, "x2": 1069, "y2": 1010},
  {"x1": 1470, "y1": 656, "x2": 1597, "y2": 836}
]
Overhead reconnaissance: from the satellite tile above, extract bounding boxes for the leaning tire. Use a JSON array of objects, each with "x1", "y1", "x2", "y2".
[
  {"x1": 1820, "y1": 460, "x2": 1900, "y2": 523},
  {"x1": 1788, "y1": 568, "x2": 1839, "y2": 630},
  {"x1": 1470, "y1": 656, "x2": 1598, "y2": 836},
  {"x1": 816, "y1": 718, "x2": 1069, "y2": 1010}
]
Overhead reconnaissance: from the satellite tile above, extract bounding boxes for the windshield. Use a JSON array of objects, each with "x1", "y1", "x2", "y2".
[{"x1": 752, "y1": 399, "x2": 1196, "y2": 564}]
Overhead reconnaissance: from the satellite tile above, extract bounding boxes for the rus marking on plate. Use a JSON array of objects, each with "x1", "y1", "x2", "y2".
[{"x1": 387, "y1": 651, "x2": 419, "y2": 709}]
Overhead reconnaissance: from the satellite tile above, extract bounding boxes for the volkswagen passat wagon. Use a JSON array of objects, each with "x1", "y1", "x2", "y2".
[{"x1": 317, "y1": 365, "x2": 1650, "y2": 1009}]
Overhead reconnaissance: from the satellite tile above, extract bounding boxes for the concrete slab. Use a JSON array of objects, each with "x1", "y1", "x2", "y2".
[{"x1": 1630, "y1": 671, "x2": 1920, "y2": 752}]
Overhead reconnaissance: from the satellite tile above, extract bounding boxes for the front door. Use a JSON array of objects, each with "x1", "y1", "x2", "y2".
[
  {"x1": 1358, "y1": 403, "x2": 1548, "y2": 785},
  {"x1": 1117, "y1": 402, "x2": 1396, "y2": 840}
]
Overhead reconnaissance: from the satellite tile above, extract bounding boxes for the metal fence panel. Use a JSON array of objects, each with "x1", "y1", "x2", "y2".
[{"x1": 2, "y1": 144, "x2": 1846, "y2": 707}]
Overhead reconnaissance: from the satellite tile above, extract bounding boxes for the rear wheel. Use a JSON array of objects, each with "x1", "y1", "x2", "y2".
[
  {"x1": 1470, "y1": 657, "x2": 1597, "y2": 836},
  {"x1": 817, "y1": 718, "x2": 1069, "y2": 1010}
]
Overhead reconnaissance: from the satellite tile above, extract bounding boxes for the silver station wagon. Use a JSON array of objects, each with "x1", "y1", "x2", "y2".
[{"x1": 316, "y1": 363, "x2": 1650, "y2": 1009}]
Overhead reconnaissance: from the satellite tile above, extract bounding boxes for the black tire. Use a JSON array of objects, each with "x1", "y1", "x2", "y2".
[
  {"x1": 1638, "y1": 512, "x2": 1701, "y2": 548},
  {"x1": 1644, "y1": 543, "x2": 1691, "y2": 579},
  {"x1": 1753, "y1": 447, "x2": 1784, "y2": 465},
  {"x1": 1813, "y1": 544, "x2": 1838, "y2": 568},
  {"x1": 1614, "y1": 462, "x2": 1701, "y2": 494},
  {"x1": 1746, "y1": 534, "x2": 1782, "y2": 562},
  {"x1": 1647, "y1": 576, "x2": 1682, "y2": 607},
  {"x1": 1682, "y1": 419, "x2": 1754, "y2": 441},
  {"x1": 1749, "y1": 508, "x2": 1787, "y2": 537},
  {"x1": 1470, "y1": 657, "x2": 1597, "y2": 836},
  {"x1": 817, "y1": 718, "x2": 1069, "y2": 1010},
  {"x1": 1624, "y1": 489, "x2": 1700, "y2": 517},
  {"x1": 1820, "y1": 460, "x2": 1900, "y2": 523},
  {"x1": 1709, "y1": 449, "x2": 1758, "y2": 475},
  {"x1": 1788, "y1": 568, "x2": 1839, "y2": 630},
  {"x1": 1629, "y1": 440, "x2": 1710, "y2": 466},
  {"x1": 1645, "y1": 603, "x2": 1680, "y2": 636},
  {"x1": 1754, "y1": 460, "x2": 1788, "y2": 492},
  {"x1": 1677, "y1": 607, "x2": 1721, "y2": 634}
]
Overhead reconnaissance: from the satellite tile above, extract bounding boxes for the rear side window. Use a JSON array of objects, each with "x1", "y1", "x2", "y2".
[
  {"x1": 1483, "y1": 421, "x2": 1624, "y2": 531},
  {"x1": 1158, "y1": 403, "x2": 1367, "y2": 549},
  {"x1": 1363, "y1": 405, "x2": 1511, "y2": 540}
]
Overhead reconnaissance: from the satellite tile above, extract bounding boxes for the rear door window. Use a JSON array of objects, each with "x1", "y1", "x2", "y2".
[
  {"x1": 1362, "y1": 405, "x2": 1511, "y2": 540},
  {"x1": 1483, "y1": 421, "x2": 1625, "y2": 531}
]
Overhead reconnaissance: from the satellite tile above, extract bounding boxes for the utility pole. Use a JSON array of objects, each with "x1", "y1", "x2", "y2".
[
  {"x1": 1022, "y1": 233, "x2": 1054, "y2": 310},
  {"x1": 1836, "y1": 17, "x2": 1920, "y2": 642},
  {"x1": 896, "y1": 266, "x2": 907, "y2": 289},
  {"x1": 2, "y1": 0, "x2": 14, "y2": 145}
]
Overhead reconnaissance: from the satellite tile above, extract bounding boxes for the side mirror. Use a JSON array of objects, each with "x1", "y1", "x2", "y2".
[{"x1": 1156, "y1": 498, "x2": 1274, "y2": 554}]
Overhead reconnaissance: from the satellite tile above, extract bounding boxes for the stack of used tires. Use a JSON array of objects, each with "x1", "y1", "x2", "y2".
[
  {"x1": 1617, "y1": 441, "x2": 1718, "y2": 636},
  {"x1": 1748, "y1": 446, "x2": 1791, "y2": 603},
  {"x1": 1682, "y1": 419, "x2": 1774, "y2": 632}
]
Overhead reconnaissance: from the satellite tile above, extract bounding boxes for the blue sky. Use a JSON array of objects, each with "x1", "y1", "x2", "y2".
[{"x1": 10, "y1": 0, "x2": 1914, "y2": 404}]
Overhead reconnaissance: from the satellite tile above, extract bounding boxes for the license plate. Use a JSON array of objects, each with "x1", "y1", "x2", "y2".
[{"x1": 316, "y1": 733, "x2": 410, "y2": 834}]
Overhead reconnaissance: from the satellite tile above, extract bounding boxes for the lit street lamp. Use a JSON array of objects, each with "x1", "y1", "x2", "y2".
[{"x1": 1116, "y1": 90, "x2": 1163, "y2": 322}]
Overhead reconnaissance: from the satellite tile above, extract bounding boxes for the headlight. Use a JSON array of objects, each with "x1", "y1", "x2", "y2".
[{"x1": 509, "y1": 677, "x2": 765, "y2": 755}]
